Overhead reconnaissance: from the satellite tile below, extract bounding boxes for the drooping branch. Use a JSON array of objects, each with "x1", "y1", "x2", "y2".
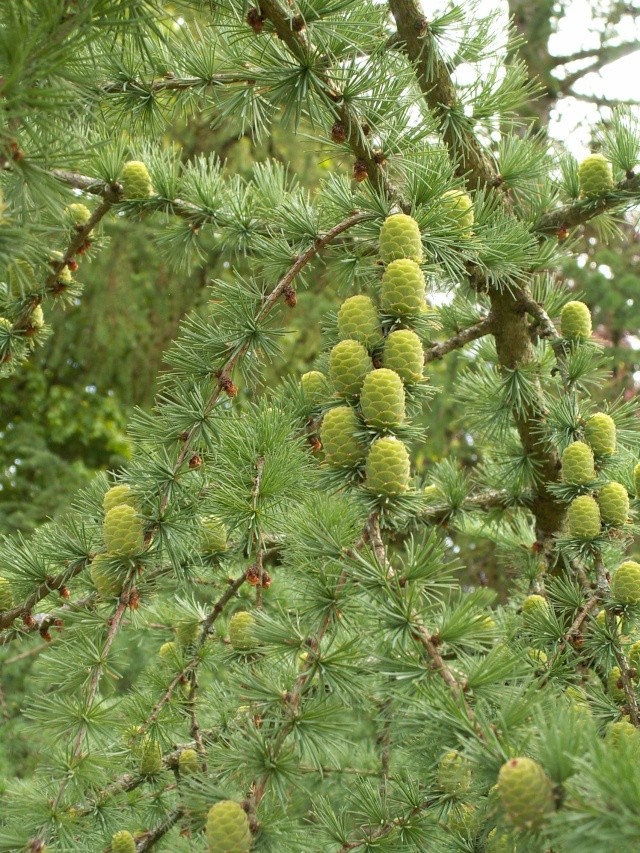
[{"x1": 557, "y1": 40, "x2": 640, "y2": 90}]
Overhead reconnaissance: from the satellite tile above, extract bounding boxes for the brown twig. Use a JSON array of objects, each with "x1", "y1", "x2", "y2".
[
  {"x1": 424, "y1": 314, "x2": 494, "y2": 363},
  {"x1": 134, "y1": 807, "x2": 184, "y2": 852}
]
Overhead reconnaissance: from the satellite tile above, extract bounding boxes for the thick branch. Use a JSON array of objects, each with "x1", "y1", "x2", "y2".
[{"x1": 558, "y1": 41, "x2": 640, "y2": 89}]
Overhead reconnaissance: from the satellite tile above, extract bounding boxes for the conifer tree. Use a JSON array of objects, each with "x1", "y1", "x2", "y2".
[{"x1": 2, "y1": 3, "x2": 640, "y2": 852}]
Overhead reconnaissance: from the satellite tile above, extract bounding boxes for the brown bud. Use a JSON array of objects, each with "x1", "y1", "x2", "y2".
[
  {"x1": 59, "y1": 586, "x2": 70, "y2": 599},
  {"x1": 40, "y1": 629, "x2": 52, "y2": 642},
  {"x1": 188, "y1": 453, "x2": 202, "y2": 469},
  {"x1": 23, "y1": 612, "x2": 37, "y2": 629},
  {"x1": 283, "y1": 285, "x2": 297, "y2": 307},
  {"x1": 67, "y1": 259, "x2": 79, "y2": 272},
  {"x1": 76, "y1": 240, "x2": 92, "y2": 255},
  {"x1": 292, "y1": 14, "x2": 305, "y2": 31},
  {"x1": 353, "y1": 160, "x2": 368, "y2": 183},
  {"x1": 8, "y1": 141, "x2": 23, "y2": 161},
  {"x1": 331, "y1": 122, "x2": 347, "y2": 144},
  {"x1": 129, "y1": 589, "x2": 141, "y2": 610},
  {"x1": 261, "y1": 571, "x2": 272, "y2": 589},
  {"x1": 309, "y1": 436, "x2": 322, "y2": 452},
  {"x1": 246, "y1": 8, "x2": 266, "y2": 33},
  {"x1": 557, "y1": 226, "x2": 569, "y2": 242},
  {"x1": 373, "y1": 150, "x2": 386, "y2": 165},
  {"x1": 220, "y1": 376, "x2": 238, "y2": 397},
  {"x1": 246, "y1": 565, "x2": 262, "y2": 586}
]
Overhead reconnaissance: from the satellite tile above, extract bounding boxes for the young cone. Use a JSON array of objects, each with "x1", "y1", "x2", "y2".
[
  {"x1": 383, "y1": 329, "x2": 424, "y2": 383},
  {"x1": 365, "y1": 436, "x2": 411, "y2": 496},
  {"x1": 301, "y1": 370, "x2": 330, "y2": 406},
  {"x1": 378, "y1": 213, "x2": 423, "y2": 264},
  {"x1": 337, "y1": 295, "x2": 382, "y2": 349},
  {"x1": 441, "y1": 189, "x2": 474, "y2": 235},
  {"x1": 320, "y1": 406, "x2": 366, "y2": 467},
  {"x1": 598, "y1": 482, "x2": 629, "y2": 527},
  {"x1": 560, "y1": 301, "x2": 592, "y2": 340},
  {"x1": 228, "y1": 611, "x2": 257, "y2": 650},
  {"x1": 329, "y1": 339, "x2": 371, "y2": 397},
  {"x1": 611, "y1": 560, "x2": 640, "y2": 605},
  {"x1": 380, "y1": 259, "x2": 426, "y2": 316},
  {"x1": 584, "y1": 412, "x2": 616, "y2": 456},
  {"x1": 561, "y1": 441, "x2": 596, "y2": 485},
  {"x1": 178, "y1": 748, "x2": 199, "y2": 776},
  {"x1": 206, "y1": 800, "x2": 251, "y2": 853},
  {"x1": 201, "y1": 516, "x2": 228, "y2": 554},
  {"x1": 121, "y1": 160, "x2": 153, "y2": 199},
  {"x1": 103, "y1": 484, "x2": 137, "y2": 514},
  {"x1": 111, "y1": 831, "x2": 136, "y2": 853},
  {"x1": 359, "y1": 368, "x2": 406, "y2": 429},
  {"x1": 578, "y1": 153, "x2": 614, "y2": 198},
  {"x1": 497, "y1": 757, "x2": 554, "y2": 829},
  {"x1": 103, "y1": 505, "x2": 144, "y2": 558},
  {"x1": 567, "y1": 495, "x2": 601, "y2": 539}
]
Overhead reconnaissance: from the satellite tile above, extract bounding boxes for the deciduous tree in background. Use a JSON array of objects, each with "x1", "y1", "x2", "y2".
[{"x1": 2, "y1": 2, "x2": 640, "y2": 851}]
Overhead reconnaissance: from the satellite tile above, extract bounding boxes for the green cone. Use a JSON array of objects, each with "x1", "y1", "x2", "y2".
[
  {"x1": 158, "y1": 641, "x2": 181, "y2": 668},
  {"x1": 578, "y1": 153, "x2": 614, "y2": 198},
  {"x1": 567, "y1": 495, "x2": 601, "y2": 539},
  {"x1": 179, "y1": 748, "x2": 199, "y2": 776},
  {"x1": 337, "y1": 295, "x2": 382, "y2": 348},
  {"x1": 121, "y1": 160, "x2": 153, "y2": 199},
  {"x1": 176, "y1": 619, "x2": 200, "y2": 647},
  {"x1": 497, "y1": 757, "x2": 553, "y2": 829},
  {"x1": 607, "y1": 666, "x2": 626, "y2": 702},
  {"x1": 383, "y1": 329, "x2": 424, "y2": 383},
  {"x1": 359, "y1": 368, "x2": 405, "y2": 429},
  {"x1": 438, "y1": 750, "x2": 472, "y2": 794},
  {"x1": 103, "y1": 484, "x2": 137, "y2": 515},
  {"x1": 561, "y1": 441, "x2": 595, "y2": 485},
  {"x1": 201, "y1": 516, "x2": 228, "y2": 554},
  {"x1": 598, "y1": 482, "x2": 629, "y2": 527},
  {"x1": 206, "y1": 800, "x2": 251, "y2": 853},
  {"x1": 365, "y1": 436, "x2": 411, "y2": 496},
  {"x1": 584, "y1": 412, "x2": 616, "y2": 456},
  {"x1": 441, "y1": 189, "x2": 474, "y2": 235},
  {"x1": 103, "y1": 505, "x2": 144, "y2": 558},
  {"x1": 90, "y1": 554, "x2": 128, "y2": 598},
  {"x1": 560, "y1": 301, "x2": 592, "y2": 340},
  {"x1": 611, "y1": 560, "x2": 640, "y2": 605},
  {"x1": 380, "y1": 259, "x2": 425, "y2": 316},
  {"x1": 228, "y1": 611, "x2": 257, "y2": 650},
  {"x1": 139, "y1": 737, "x2": 163, "y2": 775},
  {"x1": 522, "y1": 594, "x2": 549, "y2": 624},
  {"x1": 111, "y1": 831, "x2": 136, "y2": 853},
  {"x1": 301, "y1": 370, "x2": 330, "y2": 406},
  {"x1": 329, "y1": 339, "x2": 371, "y2": 397},
  {"x1": 378, "y1": 213, "x2": 423, "y2": 264},
  {"x1": 65, "y1": 203, "x2": 91, "y2": 226},
  {"x1": 0, "y1": 576, "x2": 13, "y2": 612},
  {"x1": 320, "y1": 406, "x2": 366, "y2": 467},
  {"x1": 634, "y1": 462, "x2": 640, "y2": 498}
]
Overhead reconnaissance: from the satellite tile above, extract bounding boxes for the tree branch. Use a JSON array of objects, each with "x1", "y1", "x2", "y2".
[
  {"x1": 534, "y1": 173, "x2": 640, "y2": 236},
  {"x1": 557, "y1": 40, "x2": 640, "y2": 89},
  {"x1": 424, "y1": 314, "x2": 494, "y2": 363}
]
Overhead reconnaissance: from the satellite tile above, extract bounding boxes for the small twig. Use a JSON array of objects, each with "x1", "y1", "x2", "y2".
[
  {"x1": 0, "y1": 560, "x2": 89, "y2": 631},
  {"x1": 134, "y1": 807, "x2": 184, "y2": 852},
  {"x1": 423, "y1": 314, "x2": 494, "y2": 363}
]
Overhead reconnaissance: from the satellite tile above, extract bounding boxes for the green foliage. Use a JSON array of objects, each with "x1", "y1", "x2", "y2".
[{"x1": 2, "y1": 2, "x2": 640, "y2": 853}]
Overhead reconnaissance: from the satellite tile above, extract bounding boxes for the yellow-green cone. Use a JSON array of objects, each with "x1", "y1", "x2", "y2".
[
  {"x1": 446, "y1": 803, "x2": 477, "y2": 835},
  {"x1": 158, "y1": 641, "x2": 181, "y2": 668},
  {"x1": 329, "y1": 339, "x2": 371, "y2": 397},
  {"x1": 139, "y1": 737, "x2": 163, "y2": 775},
  {"x1": 522, "y1": 594, "x2": 549, "y2": 624},
  {"x1": 485, "y1": 828, "x2": 511, "y2": 853},
  {"x1": 611, "y1": 560, "x2": 640, "y2": 605},
  {"x1": 201, "y1": 516, "x2": 228, "y2": 554},
  {"x1": 103, "y1": 505, "x2": 144, "y2": 558},
  {"x1": 176, "y1": 620, "x2": 200, "y2": 647},
  {"x1": 584, "y1": 412, "x2": 616, "y2": 456},
  {"x1": 0, "y1": 576, "x2": 13, "y2": 611},
  {"x1": 383, "y1": 330, "x2": 424, "y2": 383},
  {"x1": 359, "y1": 368, "x2": 405, "y2": 429},
  {"x1": 607, "y1": 666, "x2": 626, "y2": 702},
  {"x1": 301, "y1": 371, "x2": 330, "y2": 407},
  {"x1": 65, "y1": 203, "x2": 91, "y2": 226},
  {"x1": 365, "y1": 436, "x2": 411, "y2": 496},
  {"x1": 598, "y1": 482, "x2": 629, "y2": 527},
  {"x1": 378, "y1": 214, "x2": 423, "y2": 264},
  {"x1": 634, "y1": 462, "x2": 640, "y2": 498},
  {"x1": 111, "y1": 830, "x2": 136, "y2": 853},
  {"x1": 228, "y1": 611, "x2": 257, "y2": 650},
  {"x1": 607, "y1": 718, "x2": 639, "y2": 748},
  {"x1": 560, "y1": 301, "x2": 592, "y2": 340},
  {"x1": 103, "y1": 484, "x2": 137, "y2": 515},
  {"x1": 380, "y1": 259, "x2": 426, "y2": 316},
  {"x1": 438, "y1": 750, "x2": 472, "y2": 794},
  {"x1": 497, "y1": 757, "x2": 553, "y2": 829},
  {"x1": 121, "y1": 160, "x2": 153, "y2": 199},
  {"x1": 90, "y1": 554, "x2": 128, "y2": 598},
  {"x1": 629, "y1": 641, "x2": 640, "y2": 673},
  {"x1": 561, "y1": 441, "x2": 595, "y2": 485},
  {"x1": 441, "y1": 189, "x2": 474, "y2": 235},
  {"x1": 206, "y1": 800, "x2": 251, "y2": 853},
  {"x1": 567, "y1": 495, "x2": 601, "y2": 539},
  {"x1": 320, "y1": 406, "x2": 366, "y2": 467},
  {"x1": 29, "y1": 305, "x2": 44, "y2": 330},
  {"x1": 578, "y1": 153, "x2": 614, "y2": 198},
  {"x1": 178, "y1": 748, "x2": 199, "y2": 776},
  {"x1": 337, "y1": 295, "x2": 382, "y2": 349}
]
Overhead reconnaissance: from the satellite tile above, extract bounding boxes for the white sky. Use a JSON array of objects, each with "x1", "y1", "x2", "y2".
[{"x1": 419, "y1": 0, "x2": 640, "y2": 156}]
